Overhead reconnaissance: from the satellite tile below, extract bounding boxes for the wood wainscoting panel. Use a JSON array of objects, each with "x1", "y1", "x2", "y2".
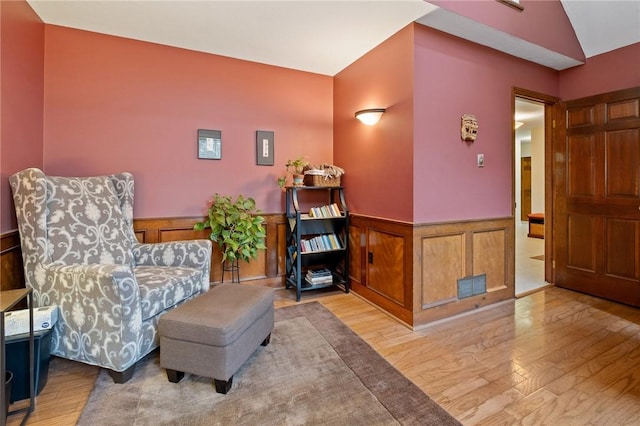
[
  {"x1": 348, "y1": 215, "x2": 514, "y2": 328},
  {"x1": 1, "y1": 231, "x2": 24, "y2": 291},
  {"x1": 348, "y1": 224, "x2": 363, "y2": 285},
  {"x1": 349, "y1": 215, "x2": 413, "y2": 325},
  {"x1": 420, "y1": 234, "x2": 464, "y2": 307},
  {"x1": 367, "y1": 229, "x2": 405, "y2": 305},
  {"x1": 133, "y1": 214, "x2": 284, "y2": 285},
  {"x1": 276, "y1": 221, "x2": 287, "y2": 278},
  {"x1": 413, "y1": 217, "x2": 514, "y2": 327},
  {"x1": 3, "y1": 214, "x2": 286, "y2": 291},
  {"x1": 473, "y1": 229, "x2": 506, "y2": 292}
]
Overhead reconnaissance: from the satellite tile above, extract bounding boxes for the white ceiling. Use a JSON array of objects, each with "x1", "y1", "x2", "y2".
[
  {"x1": 27, "y1": 0, "x2": 640, "y2": 76},
  {"x1": 27, "y1": 0, "x2": 436, "y2": 76},
  {"x1": 561, "y1": 0, "x2": 640, "y2": 58},
  {"x1": 515, "y1": 98, "x2": 544, "y2": 141}
]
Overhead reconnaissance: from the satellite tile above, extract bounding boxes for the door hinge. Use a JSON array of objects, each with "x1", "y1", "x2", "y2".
[{"x1": 552, "y1": 119, "x2": 556, "y2": 128}]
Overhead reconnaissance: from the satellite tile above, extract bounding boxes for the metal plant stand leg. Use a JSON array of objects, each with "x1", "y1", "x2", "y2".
[{"x1": 221, "y1": 259, "x2": 240, "y2": 283}]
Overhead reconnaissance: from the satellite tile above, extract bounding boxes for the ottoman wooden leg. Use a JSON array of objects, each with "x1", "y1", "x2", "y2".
[
  {"x1": 261, "y1": 333, "x2": 271, "y2": 346},
  {"x1": 214, "y1": 377, "x2": 233, "y2": 394},
  {"x1": 166, "y1": 369, "x2": 185, "y2": 383}
]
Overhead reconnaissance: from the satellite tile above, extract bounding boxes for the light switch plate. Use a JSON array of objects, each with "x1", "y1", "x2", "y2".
[{"x1": 477, "y1": 153, "x2": 484, "y2": 167}]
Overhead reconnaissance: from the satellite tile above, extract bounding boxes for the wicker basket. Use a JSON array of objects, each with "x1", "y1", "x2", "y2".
[{"x1": 304, "y1": 174, "x2": 341, "y2": 187}]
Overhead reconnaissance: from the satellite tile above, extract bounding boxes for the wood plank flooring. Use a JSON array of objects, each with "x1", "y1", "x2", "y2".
[{"x1": 8, "y1": 285, "x2": 640, "y2": 425}]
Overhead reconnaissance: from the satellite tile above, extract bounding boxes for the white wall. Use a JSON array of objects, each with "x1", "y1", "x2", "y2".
[
  {"x1": 530, "y1": 127, "x2": 545, "y2": 213},
  {"x1": 515, "y1": 132, "x2": 530, "y2": 223}
]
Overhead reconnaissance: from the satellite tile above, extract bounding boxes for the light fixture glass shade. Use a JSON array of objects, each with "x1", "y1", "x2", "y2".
[
  {"x1": 514, "y1": 121, "x2": 524, "y2": 129},
  {"x1": 355, "y1": 108, "x2": 385, "y2": 125}
]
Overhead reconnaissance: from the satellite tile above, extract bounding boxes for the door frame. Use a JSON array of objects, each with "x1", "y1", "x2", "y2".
[{"x1": 512, "y1": 88, "x2": 560, "y2": 284}]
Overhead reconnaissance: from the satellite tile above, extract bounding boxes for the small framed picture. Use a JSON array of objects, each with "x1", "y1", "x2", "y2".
[
  {"x1": 256, "y1": 130, "x2": 274, "y2": 166},
  {"x1": 198, "y1": 129, "x2": 222, "y2": 160}
]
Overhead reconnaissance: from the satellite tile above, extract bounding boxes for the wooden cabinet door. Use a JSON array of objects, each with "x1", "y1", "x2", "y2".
[
  {"x1": 554, "y1": 87, "x2": 640, "y2": 306},
  {"x1": 367, "y1": 229, "x2": 404, "y2": 305}
]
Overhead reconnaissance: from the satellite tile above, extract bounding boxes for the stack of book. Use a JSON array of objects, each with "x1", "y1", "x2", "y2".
[
  {"x1": 308, "y1": 203, "x2": 341, "y2": 218},
  {"x1": 305, "y1": 268, "x2": 333, "y2": 286},
  {"x1": 299, "y1": 233, "x2": 342, "y2": 252}
]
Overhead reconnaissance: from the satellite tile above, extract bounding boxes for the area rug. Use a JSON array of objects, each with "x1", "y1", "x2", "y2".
[{"x1": 77, "y1": 302, "x2": 460, "y2": 425}]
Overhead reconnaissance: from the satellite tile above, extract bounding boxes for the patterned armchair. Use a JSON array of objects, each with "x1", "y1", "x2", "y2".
[{"x1": 9, "y1": 168, "x2": 212, "y2": 383}]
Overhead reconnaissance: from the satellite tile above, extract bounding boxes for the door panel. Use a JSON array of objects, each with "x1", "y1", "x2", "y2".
[
  {"x1": 367, "y1": 229, "x2": 404, "y2": 304},
  {"x1": 605, "y1": 218, "x2": 638, "y2": 280},
  {"x1": 567, "y1": 134, "x2": 596, "y2": 197},
  {"x1": 555, "y1": 87, "x2": 640, "y2": 307},
  {"x1": 566, "y1": 214, "x2": 596, "y2": 272},
  {"x1": 606, "y1": 129, "x2": 640, "y2": 198}
]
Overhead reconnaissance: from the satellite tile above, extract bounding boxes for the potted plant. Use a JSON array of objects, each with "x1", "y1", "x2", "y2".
[
  {"x1": 277, "y1": 156, "x2": 310, "y2": 188},
  {"x1": 194, "y1": 194, "x2": 266, "y2": 281}
]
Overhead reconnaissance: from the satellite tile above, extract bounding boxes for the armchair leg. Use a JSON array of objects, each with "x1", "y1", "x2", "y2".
[{"x1": 108, "y1": 365, "x2": 136, "y2": 384}]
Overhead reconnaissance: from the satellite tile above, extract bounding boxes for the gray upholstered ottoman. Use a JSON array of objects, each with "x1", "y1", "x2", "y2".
[{"x1": 158, "y1": 283, "x2": 274, "y2": 394}]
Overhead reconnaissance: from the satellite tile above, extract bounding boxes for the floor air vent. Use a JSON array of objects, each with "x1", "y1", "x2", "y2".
[{"x1": 457, "y1": 274, "x2": 486, "y2": 299}]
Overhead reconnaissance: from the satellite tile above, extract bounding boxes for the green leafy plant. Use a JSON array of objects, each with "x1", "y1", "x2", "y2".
[
  {"x1": 285, "y1": 156, "x2": 309, "y2": 174},
  {"x1": 194, "y1": 194, "x2": 266, "y2": 264},
  {"x1": 277, "y1": 156, "x2": 310, "y2": 188}
]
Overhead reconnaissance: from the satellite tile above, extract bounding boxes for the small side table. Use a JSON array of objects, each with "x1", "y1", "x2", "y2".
[
  {"x1": 527, "y1": 213, "x2": 545, "y2": 239},
  {"x1": 0, "y1": 289, "x2": 34, "y2": 426}
]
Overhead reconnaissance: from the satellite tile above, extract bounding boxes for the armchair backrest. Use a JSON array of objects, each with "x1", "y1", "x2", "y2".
[{"x1": 10, "y1": 168, "x2": 138, "y2": 290}]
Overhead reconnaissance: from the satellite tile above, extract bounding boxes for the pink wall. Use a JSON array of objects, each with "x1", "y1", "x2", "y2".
[
  {"x1": 559, "y1": 43, "x2": 640, "y2": 100},
  {"x1": 413, "y1": 25, "x2": 558, "y2": 223},
  {"x1": 43, "y1": 26, "x2": 333, "y2": 218},
  {"x1": 334, "y1": 26, "x2": 415, "y2": 222},
  {"x1": 429, "y1": 0, "x2": 584, "y2": 63},
  {"x1": 0, "y1": 1, "x2": 44, "y2": 233}
]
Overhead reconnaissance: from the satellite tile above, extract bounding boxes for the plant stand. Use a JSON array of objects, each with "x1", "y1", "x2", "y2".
[{"x1": 221, "y1": 258, "x2": 240, "y2": 283}]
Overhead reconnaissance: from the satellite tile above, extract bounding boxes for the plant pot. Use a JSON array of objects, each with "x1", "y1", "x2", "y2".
[{"x1": 292, "y1": 174, "x2": 304, "y2": 186}]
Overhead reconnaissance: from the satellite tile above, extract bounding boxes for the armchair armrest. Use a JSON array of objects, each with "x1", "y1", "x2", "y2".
[
  {"x1": 133, "y1": 240, "x2": 212, "y2": 269},
  {"x1": 133, "y1": 240, "x2": 212, "y2": 291},
  {"x1": 39, "y1": 263, "x2": 143, "y2": 371}
]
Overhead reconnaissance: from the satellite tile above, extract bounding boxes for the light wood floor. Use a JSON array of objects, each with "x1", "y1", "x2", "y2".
[{"x1": 8, "y1": 284, "x2": 640, "y2": 425}]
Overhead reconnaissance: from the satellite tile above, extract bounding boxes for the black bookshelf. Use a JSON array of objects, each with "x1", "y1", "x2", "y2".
[{"x1": 284, "y1": 186, "x2": 349, "y2": 301}]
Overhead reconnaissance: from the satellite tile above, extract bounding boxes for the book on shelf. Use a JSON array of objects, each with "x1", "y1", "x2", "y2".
[
  {"x1": 299, "y1": 234, "x2": 342, "y2": 252},
  {"x1": 308, "y1": 203, "x2": 342, "y2": 218},
  {"x1": 305, "y1": 268, "x2": 334, "y2": 285},
  {"x1": 307, "y1": 267, "x2": 332, "y2": 277}
]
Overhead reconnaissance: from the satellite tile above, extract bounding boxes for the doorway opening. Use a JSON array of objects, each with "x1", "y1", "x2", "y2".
[{"x1": 514, "y1": 97, "x2": 547, "y2": 296}]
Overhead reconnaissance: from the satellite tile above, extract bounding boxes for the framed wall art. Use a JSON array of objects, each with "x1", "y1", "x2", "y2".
[
  {"x1": 198, "y1": 129, "x2": 222, "y2": 160},
  {"x1": 256, "y1": 130, "x2": 274, "y2": 166}
]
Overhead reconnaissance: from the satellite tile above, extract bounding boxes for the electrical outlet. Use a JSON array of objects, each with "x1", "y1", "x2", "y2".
[{"x1": 477, "y1": 153, "x2": 485, "y2": 167}]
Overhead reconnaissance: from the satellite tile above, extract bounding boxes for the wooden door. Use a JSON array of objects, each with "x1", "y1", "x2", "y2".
[
  {"x1": 554, "y1": 87, "x2": 640, "y2": 306},
  {"x1": 521, "y1": 157, "x2": 532, "y2": 221}
]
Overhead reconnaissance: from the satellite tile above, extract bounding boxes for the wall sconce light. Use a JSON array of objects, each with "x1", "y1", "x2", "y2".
[{"x1": 355, "y1": 108, "x2": 385, "y2": 126}]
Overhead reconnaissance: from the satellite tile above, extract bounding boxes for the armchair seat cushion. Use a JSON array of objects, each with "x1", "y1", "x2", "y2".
[{"x1": 135, "y1": 265, "x2": 205, "y2": 321}]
